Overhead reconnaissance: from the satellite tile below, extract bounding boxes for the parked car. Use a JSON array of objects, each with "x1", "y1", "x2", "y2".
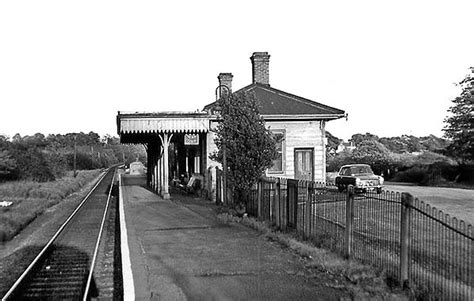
[{"x1": 335, "y1": 164, "x2": 384, "y2": 194}]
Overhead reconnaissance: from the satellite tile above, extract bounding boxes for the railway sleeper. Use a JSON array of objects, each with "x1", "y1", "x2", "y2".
[
  {"x1": 26, "y1": 279, "x2": 85, "y2": 288},
  {"x1": 21, "y1": 290, "x2": 84, "y2": 299},
  {"x1": 42, "y1": 254, "x2": 90, "y2": 262},
  {"x1": 29, "y1": 273, "x2": 86, "y2": 282},
  {"x1": 39, "y1": 263, "x2": 90, "y2": 270},
  {"x1": 36, "y1": 264, "x2": 88, "y2": 273}
]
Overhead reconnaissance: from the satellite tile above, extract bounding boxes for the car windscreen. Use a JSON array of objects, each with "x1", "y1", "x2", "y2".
[{"x1": 350, "y1": 166, "x2": 373, "y2": 175}]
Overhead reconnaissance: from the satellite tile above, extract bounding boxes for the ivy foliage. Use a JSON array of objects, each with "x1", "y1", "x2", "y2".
[{"x1": 210, "y1": 91, "x2": 277, "y2": 203}]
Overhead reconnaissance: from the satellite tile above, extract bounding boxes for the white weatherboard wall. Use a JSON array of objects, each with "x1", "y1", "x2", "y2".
[
  {"x1": 267, "y1": 120, "x2": 325, "y2": 182},
  {"x1": 204, "y1": 119, "x2": 327, "y2": 199}
]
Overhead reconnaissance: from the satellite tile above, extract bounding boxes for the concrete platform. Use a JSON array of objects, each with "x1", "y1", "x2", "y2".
[{"x1": 119, "y1": 176, "x2": 349, "y2": 300}]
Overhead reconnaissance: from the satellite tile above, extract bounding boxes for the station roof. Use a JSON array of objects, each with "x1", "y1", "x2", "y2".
[
  {"x1": 204, "y1": 83, "x2": 346, "y2": 121},
  {"x1": 117, "y1": 111, "x2": 211, "y2": 143},
  {"x1": 117, "y1": 83, "x2": 346, "y2": 143}
]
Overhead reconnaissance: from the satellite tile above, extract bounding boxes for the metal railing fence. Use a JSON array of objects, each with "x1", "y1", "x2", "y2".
[
  {"x1": 408, "y1": 198, "x2": 473, "y2": 300},
  {"x1": 243, "y1": 177, "x2": 473, "y2": 300}
]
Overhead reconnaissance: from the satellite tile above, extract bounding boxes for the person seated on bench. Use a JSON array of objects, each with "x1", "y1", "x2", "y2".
[{"x1": 185, "y1": 174, "x2": 203, "y2": 194}]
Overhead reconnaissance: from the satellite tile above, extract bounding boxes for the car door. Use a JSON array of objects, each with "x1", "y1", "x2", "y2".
[
  {"x1": 341, "y1": 166, "x2": 354, "y2": 185},
  {"x1": 336, "y1": 167, "x2": 347, "y2": 185},
  {"x1": 294, "y1": 148, "x2": 313, "y2": 181}
]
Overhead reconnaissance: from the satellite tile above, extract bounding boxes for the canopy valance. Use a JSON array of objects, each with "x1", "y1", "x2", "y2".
[{"x1": 117, "y1": 112, "x2": 211, "y2": 134}]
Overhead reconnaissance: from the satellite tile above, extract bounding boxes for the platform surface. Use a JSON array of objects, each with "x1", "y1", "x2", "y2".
[{"x1": 119, "y1": 181, "x2": 349, "y2": 300}]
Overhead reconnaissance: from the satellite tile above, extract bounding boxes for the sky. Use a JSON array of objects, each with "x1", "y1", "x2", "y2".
[{"x1": 0, "y1": 1, "x2": 473, "y2": 141}]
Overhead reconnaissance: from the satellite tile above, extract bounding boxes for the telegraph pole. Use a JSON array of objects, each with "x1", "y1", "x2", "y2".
[
  {"x1": 91, "y1": 145, "x2": 94, "y2": 169},
  {"x1": 73, "y1": 135, "x2": 77, "y2": 177}
]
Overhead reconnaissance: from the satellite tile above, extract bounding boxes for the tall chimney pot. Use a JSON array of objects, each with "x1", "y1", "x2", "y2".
[
  {"x1": 217, "y1": 73, "x2": 233, "y2": 97},
  {"x1": 250, "y1": 52, "x2": 270, "y2": 85}
]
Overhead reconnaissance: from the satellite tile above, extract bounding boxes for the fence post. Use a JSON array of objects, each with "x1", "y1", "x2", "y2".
[
  {"x1": 281, "y1": 180, "x2": 287, "y2": 231},
  {"x1": 274, "y1": 179, "x2": 281, "y2": 228},
  {"x1": 286, "y1": 180, "x2": 293, "y2": 229},
  {"x1": 400, "y1": 192, "x2": 413, "y2": 289},
  {"x1": 269, "y1": 181, "x2": 273, "y2": 222},
  {"x1": 304, "y1": 181, "x2": 312, "y2": 239},
  {"x1": 345, "y1": 185, "x2": 354, "y2": 258},
  {"x1": 257, "y1": 179, "x2": 263, "y2": 220},
  {"x1": 216, "y1": 167, "x2": 221, "y2": 205},
  {"x1": 294, "y1": 180, "x2": 298, "y2": 229}
]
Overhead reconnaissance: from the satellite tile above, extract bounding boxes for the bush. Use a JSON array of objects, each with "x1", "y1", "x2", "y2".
[
  {"x1": 43, "y1": 150, "x2": 68, "y2": 178},
  {"x1": 392, "y1": 166, "x2": 429, "y2": 184},
  {"x1": 326, "y1": 150, "x2": 353, "y2": 172},
  {"x1": 390, "y1": 162, "x2": 474, "y2": 186},
  {"x1": 66, "y1": 152, "x2": 102, "y2": 170},
  {"x1": 0, "y1": 149, "x2": 18, "y2": 182},
  {"x1": 451, "y1": 163, "x2": 474, "y2": 184},
  {"x1": 12, "y1": 148, "x2": 55, "y2": 182}
]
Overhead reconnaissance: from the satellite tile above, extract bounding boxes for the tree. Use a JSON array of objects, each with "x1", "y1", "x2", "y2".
[
  {"x1": 0, "y1": 149, "x2": 18, "y2": 180},
  {"x1": 87, "y1": 131, "x2": 101, "y2": 145},
  {"x1": 325, "y1": 131, "x2": 341, "y2": 156},
  {"x1": 211, "y1": 91, "x2": 277, "y2": 205},
  {"x1": 0, "y1": 135, "x2": 9, "y2": 148},
  {"x1": 419, "y1": 135, "x2": 449, "y2": 153},
  {"x1": 350, "y1": 132, "x2": 379, "y2": 146},
  {"x1": 351, "y1": 140, "x2": 391, "y2": 175},
  {"x1": 12, "y1": 148, "x2": 55, "y2": 182},
  {"x1": 443, "y1": 68, "x2": 474, "y2": 163},
  {"x1": 379, "y1": 136, "x2": 407, "y2": 153}
]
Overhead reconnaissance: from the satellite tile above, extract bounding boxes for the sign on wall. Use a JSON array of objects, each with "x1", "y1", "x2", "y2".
[{"x1": 184, "y1": 134, "x2": 199, "y2": 145}]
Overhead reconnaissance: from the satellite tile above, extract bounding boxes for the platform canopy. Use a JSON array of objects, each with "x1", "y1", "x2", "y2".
[{"x1": 117, "y1": 111, "x2": 212, "y2": 144}]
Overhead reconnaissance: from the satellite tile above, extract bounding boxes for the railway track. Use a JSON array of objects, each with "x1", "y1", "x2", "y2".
[{"x1": 2, "y1": 167, "x2": 119, "y2": 300}]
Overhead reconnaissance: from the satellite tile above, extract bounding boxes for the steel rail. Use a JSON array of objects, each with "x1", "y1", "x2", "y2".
[
  {"x1": 1, "y1": 169, "x2": 111, "y2": 301},
  {"x1": 82, "y1": 171, "x2": 116, "y2": 300}
]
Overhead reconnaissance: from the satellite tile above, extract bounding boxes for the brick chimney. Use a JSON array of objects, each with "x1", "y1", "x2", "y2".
[
  {"x1": 250, "y1": 52, "x2": 270, "y2": 85},
  {"x1": 217, "y1": 73, "x2": 233, "y2": 95}
]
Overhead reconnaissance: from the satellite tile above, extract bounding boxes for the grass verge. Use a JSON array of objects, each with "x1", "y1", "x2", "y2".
[
  {"x1": 0, "y1": 170, "x2": 102, "y2": 242},
  {"x1": 217, "y1": 212, "x2": 408, "y2": 300}
]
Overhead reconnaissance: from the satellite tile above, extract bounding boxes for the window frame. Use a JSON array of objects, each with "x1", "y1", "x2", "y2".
[{"x1": 268, "y1": 129, "x2": 286, "y2": 174}]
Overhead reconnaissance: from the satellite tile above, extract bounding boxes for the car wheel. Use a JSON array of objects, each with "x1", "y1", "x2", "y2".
[
  {"x1": 337, "y1": 185, "x2": 345, "y2": 192},
  {"x1": 376, "y1": 187, "x2": 382, "y2": 194}
]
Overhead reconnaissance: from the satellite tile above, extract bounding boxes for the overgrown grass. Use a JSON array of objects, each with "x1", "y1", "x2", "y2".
[
  {"x1": 0, "y1": 170, "x2": 102, "y2": 242},
  {"x1": 217, "y1": 212, "x2": 407, "y2": 299}
]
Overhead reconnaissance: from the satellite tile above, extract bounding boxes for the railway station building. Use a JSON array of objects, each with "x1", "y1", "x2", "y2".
[{"x1": 116, "y1": 52, "x2": 345, "y2": 201}]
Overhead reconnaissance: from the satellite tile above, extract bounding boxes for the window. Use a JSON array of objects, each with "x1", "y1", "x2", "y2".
[
  {"x1": 344, "y1": 168, "x2": 352, "y2": 176},
  {"x1": 268, "y1": 131, "x2": 285, "y2": 173}
]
